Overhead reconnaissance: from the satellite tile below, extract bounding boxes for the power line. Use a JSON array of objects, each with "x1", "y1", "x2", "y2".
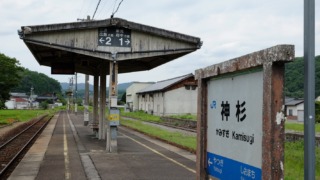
[
  {"x1": 92, "y1": 0, "x2": 102, "y2": 19},
  {"x1": 112, "y1": 0, "x2": 118, "y2": 14},
  {"x1": 111, "y1": 0, "x2": 124, "y2": 18},
  {"x1": 96, "y1": 0, "x2": 110, "y2": 19}
]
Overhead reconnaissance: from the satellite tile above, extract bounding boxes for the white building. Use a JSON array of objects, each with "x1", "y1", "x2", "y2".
[
  {"x1": 5, "y1": 93, "x2": 29, "y2": 109},
  {"x1": 16, "y1": 98, "x2": 30, "y2": 109},
  {"x1": 126, "y1": 82, "x2": 154, "y2": 111},
  {"x1": 5, "y1": 92, "x2": 39, "y2": 109},
  {"x1": 136, "y1": 74, "x2": 197, "y2": 116},
  {"x1": 5, "y1": 99, "x2": 16, "y2": 109},
  {"x1": 285, "y1": 98, "x2": 304, "y2": 122}
]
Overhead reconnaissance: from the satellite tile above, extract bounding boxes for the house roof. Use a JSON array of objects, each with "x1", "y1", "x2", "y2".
[
  {"x1": 36, "y1": 96, "x2": 57, "y2": 100},
  {"x1": 285, "y1": 97, "x2": 295, "y2": 104},
  {"x1": 10, "y1": 92, "x2": 28, "y2": 98},
  {"x1": 285, "y1": 98, "x2": 304, "y2": 106},
  {"x1": 14, "y1": 97, "x2": 29, "y2": 103},
  {"x1": 131, "y1": 81, "x2": 155, "y2": 84},
  {"x1": 137, "y1": 73, "x2": 194, "y2": 94}
]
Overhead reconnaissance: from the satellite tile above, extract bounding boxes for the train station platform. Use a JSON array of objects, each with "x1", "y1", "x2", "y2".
[{"x1": 8, "y1": 111, "x2": 196, "y2": 180}]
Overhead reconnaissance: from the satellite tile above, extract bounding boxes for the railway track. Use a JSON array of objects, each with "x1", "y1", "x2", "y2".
[
  {"x1": 0, "y1": 115, "x2": 50, "y2": 179},
  {"x1": 121, "y1": 116, "x2": 197, "y2": 134}
]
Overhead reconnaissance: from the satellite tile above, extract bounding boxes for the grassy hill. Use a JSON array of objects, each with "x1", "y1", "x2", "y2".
[{"x1": 285, "y1": 55, "x2": 320, "y2": 98}]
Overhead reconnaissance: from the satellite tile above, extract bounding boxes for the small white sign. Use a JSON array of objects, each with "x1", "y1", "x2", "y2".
[{"x1": 110, "y1": 96, "x2": 118, "y2": 108}]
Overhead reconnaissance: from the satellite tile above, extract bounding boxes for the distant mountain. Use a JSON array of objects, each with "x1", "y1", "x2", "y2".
[
  {"x1": 12, "y1": 68, "x2": 61, "y2": 95},
  {"x1": 60, "y1": 82, "x2": 94, "y2": 91},
  {"x1": 117, "y1": 82, "x2": 132, "y2": 91},
  {"x1": 60, "y1": 82, "x2": 132, "y2": 91}
]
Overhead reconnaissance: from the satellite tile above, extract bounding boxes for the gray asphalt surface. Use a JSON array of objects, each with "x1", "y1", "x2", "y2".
[{"x1": 9, "y1": 111, "x2": 196, "y2": 180}]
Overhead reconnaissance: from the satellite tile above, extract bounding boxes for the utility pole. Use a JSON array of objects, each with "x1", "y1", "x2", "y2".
[
  {"x1": 68, "y1": 77, "x2": 74, "y2": 112},
  {"x1": 84, "y1": 74, "x2": 89, "y2": 125},
  {"x1": 84, "y1": 15, "x2": 91, "y2": 125},
  {"x1": 75, "y1": 73, "x2": 78, "y2": 114},
  {"x1": 29, "y1": 86, "x2": 34, "y2": 109},
  {"x1": 304, "y1": 0, "x2": 315, "y2": 179}
]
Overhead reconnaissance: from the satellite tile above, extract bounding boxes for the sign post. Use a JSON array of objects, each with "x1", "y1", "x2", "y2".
[
  {"x1": 98, "y1": 26, "x2": 130, "y2": 152},
  {"x1": 107, "y1": 61, "x2": 119, "y2": 153},
  {"x1": 195, "y1": 45, "x2": 294, "y2": 180}
]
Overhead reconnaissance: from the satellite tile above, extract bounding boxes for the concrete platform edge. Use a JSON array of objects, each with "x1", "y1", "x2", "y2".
[{"x1": 8, "y1": 113, "x2": 59, "y2": 180}]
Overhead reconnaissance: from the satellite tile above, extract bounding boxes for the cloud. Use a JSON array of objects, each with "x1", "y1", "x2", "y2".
[{"x1": 0, "y1": 0, "x2": 319, "y2": 84}]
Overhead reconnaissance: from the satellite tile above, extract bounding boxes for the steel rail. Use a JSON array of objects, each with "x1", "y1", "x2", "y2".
[
  {"x1": 0, "y1": 115, "x2": 46, "y2": 150},
  {"x1": 0, "y1": 115, "x2": 50, "y2": 177}
]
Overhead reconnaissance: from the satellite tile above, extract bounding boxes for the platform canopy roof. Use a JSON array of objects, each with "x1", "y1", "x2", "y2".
[{"x1": 18, "y1": 18, "x2": 202, "y2": 75}]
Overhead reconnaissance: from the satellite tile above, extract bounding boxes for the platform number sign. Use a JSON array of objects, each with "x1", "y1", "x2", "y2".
[{"x1": 98, "y1": 27, "x2": 131, "y2": 47}]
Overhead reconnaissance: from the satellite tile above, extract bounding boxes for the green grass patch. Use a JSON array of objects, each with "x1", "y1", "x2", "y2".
[
  {"x1": 53, "y1": 105, "x2": 67, "y2": 111},
  {"x1": 120, "y1": 119, "x2": 196, "y2": 151},
  {"x1": 120, "y1": 110, "x2": 162, "y2": 122},
  {"x1": 76, "y1": 105, "x2": 85, "y2": 111},
  {"x1": 167, "y1": 114, "x2": 197, "y2": 121},
  {"x1": 285, "y1": 122, "x2": 320, "y2": 133},
  {"x1": 0, "y1": 109, "x2": 51, "y2": 125},
  {"x1": 284, "y1": 141, "x2": 320, "y2": 179}
]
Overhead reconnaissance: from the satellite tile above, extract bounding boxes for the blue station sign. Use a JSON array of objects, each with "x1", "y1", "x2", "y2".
[{"x1": 206, "y1": 70, "x2": 263, "y2": 179}]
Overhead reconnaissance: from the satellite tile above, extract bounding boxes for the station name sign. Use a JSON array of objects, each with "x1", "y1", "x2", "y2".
[
  {"x1": 206, "y1": 70, "x2": 263, "y2": 179},
  {"x1": 98, "y1": 27, "x2": 131, "y2": 47}
]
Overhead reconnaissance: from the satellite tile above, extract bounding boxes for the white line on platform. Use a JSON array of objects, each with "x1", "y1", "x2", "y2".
[
  {"x1": 121, "y1": 133, "x2": 196, "y2": 174},
  {"x1": 63, "y1": 113, "x2": 71, "y2": 180}
]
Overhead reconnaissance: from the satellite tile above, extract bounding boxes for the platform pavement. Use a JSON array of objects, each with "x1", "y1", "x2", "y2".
[{"x1": 9, "y1": 111, "x2": 196, "y2": 180}]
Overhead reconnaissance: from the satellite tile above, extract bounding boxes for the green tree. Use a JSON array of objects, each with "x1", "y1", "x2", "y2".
[
  {"x1": 285, "y1": 55, "x2": 320, "y2": 98},
  {"x1": 56, "y1": 93, "x2": 67, "y2": 105},
  {"x1": 316, "y1": 101, "x2": 320, "y2": 123},
  {"x1": 0, "y1": 53, "x2": 23, "y2": 109},
  {"x1": 12, "y1": 68, "x2": 62, "y2": 95},
  {"x1": 121, "y1": 92, "x2": 126, "y2": 103},
  {"x1": 40, "y1": 100, "x2": 49, "y2": 109}
]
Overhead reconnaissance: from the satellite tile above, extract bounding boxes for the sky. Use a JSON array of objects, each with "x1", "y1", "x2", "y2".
[{"x1": 0, "y1": 0, "x2": 319, "y2": 85}]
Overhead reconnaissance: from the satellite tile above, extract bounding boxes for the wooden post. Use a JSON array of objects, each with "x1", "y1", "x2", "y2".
[
  {"x1": 93, "y1": 74, "x2": 99, "y2": 137},
  {"x1": 99, "y1": 63, "x2": 107, "y2": 140},
  {"x1": 107, "y1": 61, "x2": 119, "y2": 152}
]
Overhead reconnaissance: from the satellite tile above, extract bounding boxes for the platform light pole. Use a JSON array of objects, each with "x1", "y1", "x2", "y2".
[
  {"x1": 68, "y1": 77, "x2": 74, "y2": 111},
  {"x1": 75, "y1": 73, "x2": 78, "y2": 114},
  {"x1": 84, "y1": 15, "x2": 91, "y2": 126},
  {"x1": 84, "y1": 74, "x2": 89, "y2": 126},
  {"x1": 304, "y1": 0, "x2": 315, "y2": 179},
  {"x1": 29, "y1": 86, "x2": 34, "y2": 109}
]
